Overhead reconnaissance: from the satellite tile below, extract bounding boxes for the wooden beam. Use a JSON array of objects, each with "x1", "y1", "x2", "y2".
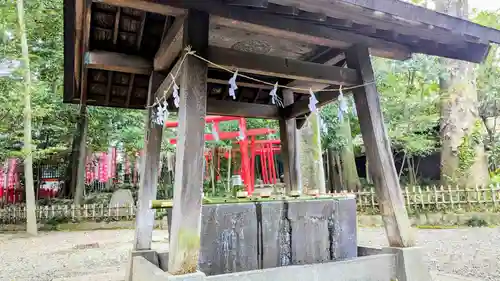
[
  {"x1": 207, "y1": 46, "x2": 360, "y2": 86},
  {"x1": 133, "y1": 73, "x2": 164, "y2": 250},
  {"x1": 225, "y1": 0, "x2": 268, "y2": 8},
  {"x1": 92, "y1": 0, "x2": 186, "y2": 16},
  {"x1": 168, "y1": 9, "x2": 209, "y2": 275},
  {"x1": 154, "y1": 16, "x2": 185, "y2": 71},
  {"x1": 268, "y1": 0, "x2": 491, "y2": 47},
  {"x1": 279, "y1": 90, "x2": 301, "y2": 194},
  {"x1": 345, "y1": 44, "x2": 414, "y2": 247},
  {"x1": 207, "y1": 78, "x2": 273, "y2": 90},
  {"x1": 282, "y1": 90, "x2": 339, "y2": 119},
  {"x1": 207, "y1": 100, "x2": 279, "y2": 119},
  {"x1": 84, "y1": 51, "x2": 153, "y2": 75},
  {"x1": 334, "y1": 0, "x2": 500, "y2": 44}
]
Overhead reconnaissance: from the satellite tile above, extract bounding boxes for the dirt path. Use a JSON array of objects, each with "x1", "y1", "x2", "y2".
[{"x1": 0, "y1": 227, "x2": 498, "y2": 281}]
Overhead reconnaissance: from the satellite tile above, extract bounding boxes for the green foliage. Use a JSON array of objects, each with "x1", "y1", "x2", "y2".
[
  {"x1": 319, "y1": 103, "x2": 346, "y2": 151},
  {"x1": 457, "y1": 120, "x2": 483, "y2": 177},
  {"x1": 374, "y1": 55, "x2": 441, "y2": 157},
  {"x1": 0, "y1": 0, "x2": 150, "y2": 163},
  {"x1": 473, "y1": 11, "x2": 500, "y2": 172},
  {"x1": 466, "y1": 216, "x2": 488, "y2": 227}
]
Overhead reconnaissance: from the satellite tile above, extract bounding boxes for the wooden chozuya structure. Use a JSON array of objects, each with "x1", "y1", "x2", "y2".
[{"x1": 64, "y1": 0, "x2": 500, "y2": 279}]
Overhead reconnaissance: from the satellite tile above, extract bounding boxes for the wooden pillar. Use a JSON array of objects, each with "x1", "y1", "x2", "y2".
[
  {"x1": 345, "y1": 45, "x2": 415, "y2": 247},
  {"x1": 168, "y1": 9, "x2": 209, "y2": 275},
  {"x1": 279, "y1": 90, "x2": 301, "y2": 194},
  {"x1": 133, "y1": 73, "x2": 164, "y2": 250}
]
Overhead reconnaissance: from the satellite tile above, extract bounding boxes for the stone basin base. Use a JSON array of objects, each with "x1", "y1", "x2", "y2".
[
  {"x1": 166, "y1": 198, "x2": 358, "y2": 274},
  {"x1": 129, "y1": 246, "x2": 432, "y2": 281}
]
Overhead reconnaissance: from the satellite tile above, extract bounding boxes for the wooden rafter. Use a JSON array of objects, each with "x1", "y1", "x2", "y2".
[
  {"x1": 84, "y1": 51, "x2": 153, "y2": 75},
  {"x1": 112, "y1": 7, "x2": 121, "y2": 45},
  {"x1": 125, "y1": 73, "x2": 135, "y2": 107},
  {"x1": 136, "y1": 13, "x2": 147, "y2": 51},
  {"x1": 105, "y1": 72, "x2": 113, "y2": 105}
]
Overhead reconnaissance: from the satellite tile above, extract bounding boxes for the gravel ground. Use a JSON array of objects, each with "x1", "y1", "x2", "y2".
[
  {"x1": 0, "y1": 227, "x2": 498, "y2": 281},
  {"x1": 358, "y1": 228, "x2": 500, "y2": 281}
]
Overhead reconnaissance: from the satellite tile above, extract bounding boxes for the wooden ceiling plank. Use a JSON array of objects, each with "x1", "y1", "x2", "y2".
[
  {"x1": 85, "y1": 51, "x2": 153, "y2": 75},
  {"x1": 207, "y1": 46, "x2": 360, "y2": 86},
  {"x1": 154, "y1": 16, "x2": 185, "y2": 71}
]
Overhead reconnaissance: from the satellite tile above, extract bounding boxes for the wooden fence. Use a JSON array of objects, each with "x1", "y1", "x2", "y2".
[
  {"x1": 1, "y1": 184, "x2": 499, "y2": 224},
  {"x1": 355, "y1": 184, "x2": 500, "y2": 212}
]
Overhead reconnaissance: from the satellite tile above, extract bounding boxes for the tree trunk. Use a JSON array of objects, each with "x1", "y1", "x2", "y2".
[
  {"x1": 338, "y1": 117, "x2": 362, "y2": 191},
  {"x1": 299, "y1": 112, "x2": 326, "y2": 193},
  {"x1": 327, "y1": 147, "x2": 342, "y2": 192},
  {"x1": 73, "y1": 106, "x2": 88, "y2": 205},
  {"x1": 436, "y1": 0, "x2": 489, "y2": 188},
  {"x1": 16, "y1": 0, "x2": 37, "y2": 236}
]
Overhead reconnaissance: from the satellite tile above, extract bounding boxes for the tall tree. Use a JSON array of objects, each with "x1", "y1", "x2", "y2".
[
  {"x1": 320, "y1": 103, "x2": 361, "y2": 191},
  {"x1": 16, "y1": 0, "x2": 37, "y2": 235},
  {"x1": 299, "y1": 112, "x2": 326, "y2": 194},
  {"x1": 436, "y1": 0, "x2": 489, "y2": 187}
]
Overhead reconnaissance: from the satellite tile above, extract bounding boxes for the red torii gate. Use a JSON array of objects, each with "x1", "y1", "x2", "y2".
[{"x1": 165, "y1": 116, "x2": 280, "y2": 194}]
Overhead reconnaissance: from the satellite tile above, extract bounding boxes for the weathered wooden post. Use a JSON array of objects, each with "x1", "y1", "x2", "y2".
[
  {"x1": 279, "y1": 90, "x2": 301, "y2": 194},
  {"x1": 346, "y1": 44, "x2": 414, "y2": 248},
  {"x1": 346, "y1": 44, "x2": 433, "y2": 281},
  {"x1": 167, "y1": 9, "x2": 209, "y2": 275},
  {"x1": 133, "y1": 73, "x2": 164, "y2": 251}
]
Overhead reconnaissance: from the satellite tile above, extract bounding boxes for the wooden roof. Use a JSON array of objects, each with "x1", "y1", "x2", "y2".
[{"x1": 64, "y1": 0, "x2": 500, "y2": 113}]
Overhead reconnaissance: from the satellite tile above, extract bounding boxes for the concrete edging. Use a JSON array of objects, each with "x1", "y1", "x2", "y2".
[{"x1": 358, "y1": 212, "x2": 500, "y2": 227}]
